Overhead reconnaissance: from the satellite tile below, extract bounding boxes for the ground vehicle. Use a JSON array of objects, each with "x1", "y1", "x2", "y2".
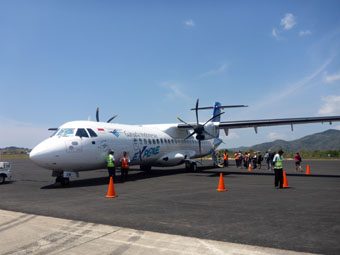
[{"x1": 0, "y1": 162, "x2": 11, "y2": 184}]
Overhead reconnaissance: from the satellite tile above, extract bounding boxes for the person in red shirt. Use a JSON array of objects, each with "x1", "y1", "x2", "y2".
[{"x1": 120, "y1": 151, "x2": 130, "y2": 182}]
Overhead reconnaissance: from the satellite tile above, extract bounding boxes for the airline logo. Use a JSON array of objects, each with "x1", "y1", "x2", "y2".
[
  {"x1": 109, "y1": 129, "x2": 120, "y2": 137},
  {"x1": 132, "y1": 146, "x2": 160, "y2": 161}
]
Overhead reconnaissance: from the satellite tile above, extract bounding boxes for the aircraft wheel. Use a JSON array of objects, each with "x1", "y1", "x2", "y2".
[
  {"x1": 192, "y1": 163, "x2": 198, "y2": 172},
  {"x1": 185, "y1": 162, "x2": 191, "y2": 171},
  {"x1": 0, "y1": 175, "x2": 5, "y2": 184},
  {"x1": 61, "y1": 177, "x2": 70, "y2": 186}
]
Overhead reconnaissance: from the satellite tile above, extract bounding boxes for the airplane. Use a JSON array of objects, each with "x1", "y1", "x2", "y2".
[{"x1": 30, "y1": 99, "x2": 340, "y2": 185}]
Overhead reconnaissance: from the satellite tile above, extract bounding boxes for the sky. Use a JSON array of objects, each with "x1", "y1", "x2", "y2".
[{"x1": 1, "y1": 0, "x2": 340, "y2": 149}]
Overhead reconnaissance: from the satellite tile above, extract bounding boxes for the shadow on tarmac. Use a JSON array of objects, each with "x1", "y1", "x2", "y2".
[
  {"x1": 40, "y1": 164, "x2": 340, "y2": 189},
  {"x1": 40, "y1": 168, "x2": 187, "y2": 189}
]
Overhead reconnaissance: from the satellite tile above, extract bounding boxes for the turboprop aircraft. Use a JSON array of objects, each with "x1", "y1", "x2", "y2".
[{"x1": 30, "y1": 99, "x2": 340, "y2": 185}]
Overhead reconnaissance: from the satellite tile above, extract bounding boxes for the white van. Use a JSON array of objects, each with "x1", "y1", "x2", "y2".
[{"x1": 0, "y1": 162, "x2": 11, "y2": 184}]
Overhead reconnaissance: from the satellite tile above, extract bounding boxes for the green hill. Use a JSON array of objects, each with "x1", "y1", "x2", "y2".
[{"x1": 228, "y1": 129, "x2": 340, "y2": 152}]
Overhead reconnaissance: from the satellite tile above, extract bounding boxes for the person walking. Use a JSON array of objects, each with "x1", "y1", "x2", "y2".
[
  {"x1": 273, "y1": 150, "x2": 284, "y2": 189},
  {"x1": 269, "y1": 150, "x2": 275, "y2": 170},
  {"x1": 265, "y1": 151, "x2": 270, "y2": 170},
  {"x1": 223, "y1": 152, "x2": 229, "y2": 167},
  {"x1": 106, "y1": 151, "x2": 116, "y2": 181},
  {"x1": 295, "y1": 152, "x2": 303, "y2": 172},
  {"x1": 234, "y1": 152, "x2": 239, "y2": 168},
  {"x1": 120, "y1": 151, "x2": 130, "y2": 182},
  {"x1": 257, "y1": 152, "x2": 263, "y2": 169}
]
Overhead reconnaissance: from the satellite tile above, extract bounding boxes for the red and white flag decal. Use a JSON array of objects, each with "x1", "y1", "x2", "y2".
[{"x1": 98, "y1": 128, "x2": 105, "y2": 131}]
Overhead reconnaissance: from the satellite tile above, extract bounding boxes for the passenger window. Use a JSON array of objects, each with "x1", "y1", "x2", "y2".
[
  {"x1": 76, "y1": 128, "x2": 89, "y2": 138},
  {"x1": 164, "y1": 139, "x2": 167, "y2": 144},
  {"x1": 160, "y1": 139, "x2": 163, "y2": 144},
  {"x1": 139, "y1": 138, "x2": 143, "y2": 144},
  {"x1": 148, "y1": 139, "x2": 152, "y2": 144},
  {"x1": 87, "y1": 128, "x2": 98, "y2": 137},
  {"x1": 144, "y1": 139, "x2": 147, "y2": 144},
  {"x1": 156, "y1": 139, "x2": 159, "y2": 144},
  {"x1": 152, "y1": 139, "x2": 156, "y2": 144}
]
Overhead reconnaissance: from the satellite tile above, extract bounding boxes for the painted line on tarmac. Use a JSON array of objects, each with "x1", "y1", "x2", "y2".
[{"x1": 0, "y1": 209, "x2": 316, "y2": 255}]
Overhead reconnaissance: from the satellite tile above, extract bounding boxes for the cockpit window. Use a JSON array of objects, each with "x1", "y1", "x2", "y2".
[
  {"x1": 76, "y1": 128, "x2": 89, "y2": 138},
  {"x1": 57, "y1": 128, "x2": 75, "y2": 137},
  {"x1": 87, "y1": 128, "x2": 98, "y2": 137}
]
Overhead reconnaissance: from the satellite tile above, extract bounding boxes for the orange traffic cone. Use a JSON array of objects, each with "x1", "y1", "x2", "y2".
[
  {"x1": 248, "y1": 163, "x2": 252, "y2": 172},
  {"x1": 306, "y1": 164, "x2": 311, "y2": 175},
  {"x1": 283, "y1": 171, "x2": 291, "y2": 188},
  {"x1": 216, "y1": 173, "x2": 227, "y2": 192},
  {"x1": 106, "y1": 177, "x2": 117, "y2": 198}
]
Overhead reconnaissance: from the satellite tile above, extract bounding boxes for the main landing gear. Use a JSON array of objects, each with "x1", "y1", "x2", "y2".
[
  {"x1": 185, "y1": 162, "x2": 198, "y2": 172},
  {"x1": 140, "y1": 165, "x2": 152, "y2": 173}
]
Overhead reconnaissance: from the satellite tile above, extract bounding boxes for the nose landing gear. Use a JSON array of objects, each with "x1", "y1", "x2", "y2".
[
  {"x1": 52, "y1": 170, "x2": 71, "y2": 186},
  {"x1": 55, "y1": 176, "x2": 70, "y2": 186}
]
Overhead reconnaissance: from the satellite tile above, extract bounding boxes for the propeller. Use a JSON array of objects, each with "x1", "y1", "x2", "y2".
[
  {"x1": 176, "y1": 99, "x2": 224, "y2": 156},
  {"x1": 96, "y1": 107, "x2": 118, "y2": 123}
]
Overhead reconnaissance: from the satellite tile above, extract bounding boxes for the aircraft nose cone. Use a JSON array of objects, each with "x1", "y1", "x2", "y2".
[
  {"x1": 30, "y1": 138, "x2": 64, "y2": 169},
  {"x1": 30, "y1": 141, "x2": 50, "y2": 166}
]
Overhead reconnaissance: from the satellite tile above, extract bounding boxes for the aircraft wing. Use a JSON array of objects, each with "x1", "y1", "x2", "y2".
[{"x1": 177, "y1": 116, "x2": 340, "y2": 133}]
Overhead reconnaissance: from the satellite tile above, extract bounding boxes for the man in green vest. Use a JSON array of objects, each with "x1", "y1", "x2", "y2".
[
  {"x1": 106, "y1": 151, "x2": 116, "y2": 181},
  {"x1": 273, "y1": 149, "x2": 284, "y2": 189}
]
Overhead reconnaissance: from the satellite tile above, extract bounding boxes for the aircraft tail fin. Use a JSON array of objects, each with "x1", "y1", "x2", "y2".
[{"x1": 212, "y1": 102, "x2": 221, "y2": 138}]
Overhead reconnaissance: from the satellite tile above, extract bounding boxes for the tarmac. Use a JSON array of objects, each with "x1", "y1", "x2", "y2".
[{"x1": 0, "y1": 158, "x2": 340, "y2": 254}]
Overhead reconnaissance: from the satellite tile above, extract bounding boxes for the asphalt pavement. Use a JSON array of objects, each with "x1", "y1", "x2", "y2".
[{"x1": 0, "y1": 159, "x2": 339, "y2": 254}]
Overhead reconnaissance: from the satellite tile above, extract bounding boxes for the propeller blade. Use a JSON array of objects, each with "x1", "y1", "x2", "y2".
[
  {"x1": 184, "y1": 131, "x2": 196, "y2": 140},
  {"x1": 195, "y1": 99, "x2": 199, "y2": 125},
  {"x1": 198, "y1": 139, "x2": 202, "y2": 156},
  {"x1": 202, "y1": 112, "x2": 225, "y2": 126},
  {"x1": 96, "y1": 107, "x2": 99, "y2": 122},
  {"x1": 107, "y1": 115, "x2": 118, "y2": 123},
  {"x1": 176, "y1": 116, "x2": 196, "y2": 129}
]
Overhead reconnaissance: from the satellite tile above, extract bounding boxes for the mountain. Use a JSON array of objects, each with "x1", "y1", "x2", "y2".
[
  {"x1": 0, "y1": 147, "x2": 31, "y2": 154},
  {"x1": 228, "y1": 129, "x2": 340, "y2": 152}
]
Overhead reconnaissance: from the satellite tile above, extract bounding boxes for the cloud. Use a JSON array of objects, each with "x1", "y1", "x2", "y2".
[
  {"x1": 221, "y1": 131, "x2": 239, "y2": 140},
  {"x1": 272, "y1": 28, "x2": 280, "y2": 40},
  {"x1": 299, "y1": 30, "x2": 312, "y2": 36},
  {"x1": 161, "y1": 82, "x2": 192, "y2": 101},
  {"x1": 272, "y1": 13, "x2": 296, "y2": 40},
  {"x1": 267, "y1": 132, "x2": 287, "y2": 141},
  {"x1": 280, "y1": 13, "x2": 296, "y2": 30},
  {"x1": 317, "y1": 96, "x2": 340, "y2": 115},
  {"x1": 199, "y1": 63, "x2": 229, "y2": 78},
  {"x1": 184, "y1": 19, "x2": 195, "y2": 27},
  {"x1": 324, "y1": 70, "x2": 340, "y2": 83},
  {"x1": 247, "y1": 54, "x2": 335, "y2": 114}
]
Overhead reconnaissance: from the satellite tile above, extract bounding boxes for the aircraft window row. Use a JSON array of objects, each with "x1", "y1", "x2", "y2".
[{"x1": 134, "y1": 138, "x2": 207, "y2": 145}]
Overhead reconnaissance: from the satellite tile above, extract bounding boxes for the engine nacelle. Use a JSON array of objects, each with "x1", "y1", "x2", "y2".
[
  {"x1": 202, "y1": 123, "x2": 219, "y2": 140},
  {"x1": 156, "y1": 152, "x2": 185, "y2": 166}
]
